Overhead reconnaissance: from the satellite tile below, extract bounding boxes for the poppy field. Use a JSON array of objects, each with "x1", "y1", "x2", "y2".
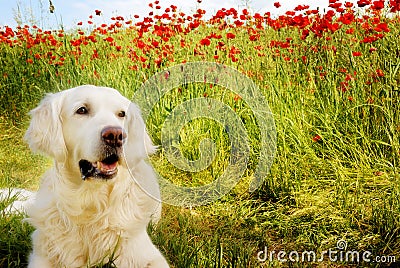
[{"x1": 1, "y1": 0, "x2": 400, "y2": 266}]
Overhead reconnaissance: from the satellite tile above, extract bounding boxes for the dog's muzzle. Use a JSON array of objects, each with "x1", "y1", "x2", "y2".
[{"x1": 79, "y1": 126, "x2": 126, "y2": 180}]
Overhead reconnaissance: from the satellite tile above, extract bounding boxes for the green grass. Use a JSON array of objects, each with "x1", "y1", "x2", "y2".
[
  {"x1": 0, "y1": 211, "x2": 33, "y2": 267},
  {"x1": 1, "y1": 4, "x2": 400, "y2": 267}
]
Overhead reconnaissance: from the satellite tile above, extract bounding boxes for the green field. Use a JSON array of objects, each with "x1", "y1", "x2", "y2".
[{"x1": 1, "y1": 1, "x2": 399, "y2": 267}]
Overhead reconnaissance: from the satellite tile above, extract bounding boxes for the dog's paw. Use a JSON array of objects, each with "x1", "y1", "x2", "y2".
[{"x1": 145, "y1": 256, "x2": 169, "y2": 268}]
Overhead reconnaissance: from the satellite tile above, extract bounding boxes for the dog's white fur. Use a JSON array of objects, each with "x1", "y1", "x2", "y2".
[{"x1": 9, "y1": 85, "x2": 168, "y2": 267}]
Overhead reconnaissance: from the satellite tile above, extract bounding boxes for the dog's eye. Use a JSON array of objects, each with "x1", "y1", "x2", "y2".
[
  {"x1": 76, "y1": 107, "x2": 88, "y2": 115},
  {"x1": 118, "y1": 111, "x2": 126, "y2": 118}
]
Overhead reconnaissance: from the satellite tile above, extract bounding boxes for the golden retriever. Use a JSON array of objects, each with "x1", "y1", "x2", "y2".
[{"x1": 9, "y1": 85, "x2": 169, "y2": 267}]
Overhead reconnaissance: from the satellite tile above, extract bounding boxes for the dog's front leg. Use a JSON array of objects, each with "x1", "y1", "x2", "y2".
[
  {"x1": 28, "y1": 252, "x2": 52, "y2": 268},
  {"x1": 115, "y1": 231, "x2": 169, "y2": 268},
  {"x1": 144, "y1": 256, "x2": 170, "y2": 268}
]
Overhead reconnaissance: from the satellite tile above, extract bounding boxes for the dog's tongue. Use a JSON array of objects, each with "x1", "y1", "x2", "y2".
[{"x1": 98, "y1": 161, "x2": 118, "y2": 172}]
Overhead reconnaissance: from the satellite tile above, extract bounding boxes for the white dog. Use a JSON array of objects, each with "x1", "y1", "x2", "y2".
[{"x1": 5, "y1": 85, "x2": 169, "y2": 267}]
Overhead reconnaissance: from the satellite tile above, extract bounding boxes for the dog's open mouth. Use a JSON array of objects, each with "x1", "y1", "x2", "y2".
[{"x1": 79, "y1": 154, "x2": 119, "y2": 180}]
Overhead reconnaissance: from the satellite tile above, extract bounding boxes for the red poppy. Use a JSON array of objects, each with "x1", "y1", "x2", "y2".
[
  {"x1": 390, "y1": 0, "x2": 400, "y2": 12},
  {"x1": 340, "y1": 81, "x2": 349, "y2": 92},
  {"x1": 301, "y1": 29, "x2": 309, "y2": 40},
  {"x1": 344, "y1": 2, "x2": 354, "y2": 8},
  {"x1": 357, "y1": 0, "x2": 371, "y2": 7},
  {"x1": 137, "y1": 40, "x2": 146, "y2": 49},
  {"x1": 274, "y1": 2, "x2": 281, "y2": 8},
  {"x1": 371, "y1": 0, "x2": 384, "y2": 10},
  {"x1": 345, "y1": 74, "x2": 355, "y2": 81},
  {"x1": 249, "y1": 34, "x2": 259, "y2": 41},
  {"x1": 294, "y1": 5, "x2": 309, "y2": 11},
  {"x1": 92, "y1": 50, "x2": 99, "y2": 59},
  {"x1": 374, "y1": 23, "x2": 390, "y2": 32},
  {"x1": 226, "y1": 32, "x2": 235, "y2": 39},
  {"x1": 95, "y1": 10, "x2": 101, "y2": 16},
  {"x1": 230, "y1": 56, "x2": 238, "y2": 62},
  {"x1": 369, "y1": 47, "x2": 377, "y2": 52},
  {"x1": 329, "y1": 2, "x2": 342, "y2": 9},
  {"x1": 235, "y1": 20, "x2": 244, "y2": 27},
  {"x1": 312, "y1": 134, "x2": 322, "y2": 142},
  {"x1": 104, "y1": 36, "x2": 114, "y2": 43},
  {"x1": 376, "y1": 69, "x2": 384, "y2": 77},
  {"x1": 199, "y1": 38, "x2": 211, "y2": 46},
  {"x1": 339, "y1": 13, "x2": 355, "y2": 25}
]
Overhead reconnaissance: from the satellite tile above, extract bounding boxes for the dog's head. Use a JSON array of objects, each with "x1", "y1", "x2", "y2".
[{"x1": 25, "y1": 85, "x2": 156, "y2": 181}]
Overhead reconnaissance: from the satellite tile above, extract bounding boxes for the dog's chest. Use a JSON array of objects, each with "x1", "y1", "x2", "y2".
[{"x1": 41, "y1": 185, "x2": 147, "y2": 266}]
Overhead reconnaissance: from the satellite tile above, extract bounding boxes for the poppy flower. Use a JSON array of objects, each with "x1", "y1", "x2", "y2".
[
  {"x1": 390, "y1": 0, "x2": 400, "y2": 12},
  {"x1": 92, "y1": 50, "x2": 99, "y2": 59},
  {"x1": 369, "y1": 47, "x2": 377, "y2": 52},
  {"x1": 104, "y1": 36, "x2": 114, "y2": 43},
  {"x1": 249, "y1": 34, "x2": 259, "y2": 41},
  {"x1": 199, "y1": 38, "x2": 211, "y2": 46},
  {"x1": 357, "y1": 0, "x2": 371, "y2": 7},
  {"x1": 376, "y1": 69, "x2": 384, "y2": 77},
  {"x1": 312, "y1": 134, "x2": 322, "y2": 142},
  {"x1": 294, "y1": 5, "x2": 309, "y2": 11},
  {"x1": 226, "y1": 32, "x2": 235, "y2": 39},
  {"x1": 371, "y1": 0, "x2": 384, "y2": 10},
  {"x1": 374, "y1": 23, "x2": 390, "y2": 32},
  {"x1": 344, "y1": 2, "x2": 353, "y2": 8}
]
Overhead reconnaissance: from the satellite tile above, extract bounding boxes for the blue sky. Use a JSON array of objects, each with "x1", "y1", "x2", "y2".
[{"x1": 0, "y1": 0, "x2": 349, "y2": 29}]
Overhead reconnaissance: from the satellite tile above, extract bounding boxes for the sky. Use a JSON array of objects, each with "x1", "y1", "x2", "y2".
[{"x1": 0, "y1": 0, "x2": 353, "y2": 29}]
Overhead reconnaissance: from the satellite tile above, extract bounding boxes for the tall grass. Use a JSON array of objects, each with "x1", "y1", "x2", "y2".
[{"x1": 1, "y1": 1, "x2": 399, "y2": 266}]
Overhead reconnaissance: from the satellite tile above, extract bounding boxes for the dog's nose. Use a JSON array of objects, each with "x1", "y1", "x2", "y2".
[{"x1": 101, "y1": 126, "x2": 127, "y2": 147}]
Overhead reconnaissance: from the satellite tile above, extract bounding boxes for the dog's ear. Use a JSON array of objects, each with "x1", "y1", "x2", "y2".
[
  {"x1": 124, "y1": 103, "x2": 157, "y2": 166},
  {"x1": 24, "y1": 92, "x2": 66, "y2": 161}
]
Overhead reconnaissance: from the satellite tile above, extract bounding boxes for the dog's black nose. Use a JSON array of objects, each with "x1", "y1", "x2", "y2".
[{"x1": 101, "y1": 126, "x2": 126, "y2": 147}]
